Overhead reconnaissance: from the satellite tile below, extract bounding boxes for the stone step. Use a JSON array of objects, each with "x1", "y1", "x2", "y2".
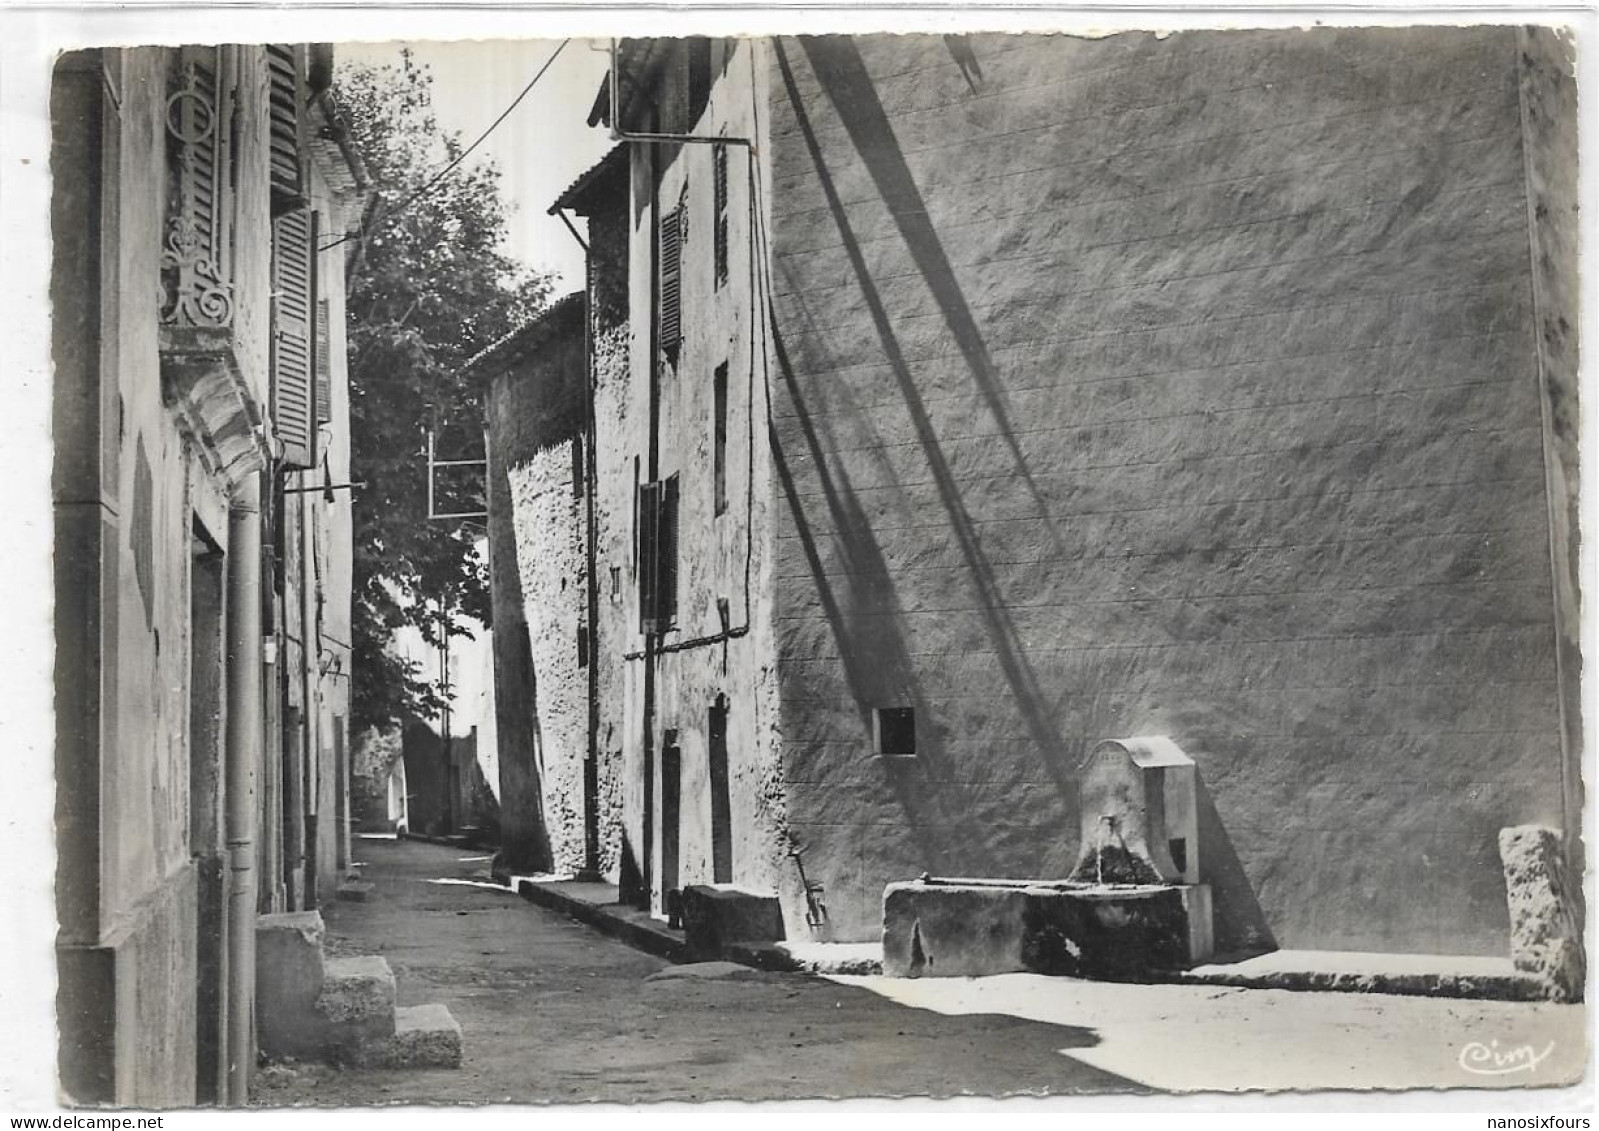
[
  {"x1": 350, "y1": 1003, "x2": 463, "y2": 1069},
  {"x1": 317, "y1": 955, "x2": 397, "y2": 1053}
]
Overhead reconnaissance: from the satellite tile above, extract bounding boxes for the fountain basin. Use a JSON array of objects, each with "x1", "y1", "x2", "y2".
[{"x1": 882, "y1": 877, "x2": 1213, "y2": 979}]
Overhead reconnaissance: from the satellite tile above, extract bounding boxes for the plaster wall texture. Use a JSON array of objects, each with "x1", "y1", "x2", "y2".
[
  {"x1": 506, "y1": 444, "x2": 589, "y2": 870},
  {"x1": 589, "y1": 203, "x2": 641, "y2": 889},
  {"x1": 765, "y1": 29, "x2": 1575, "y2": 953},
  {"x1": 607, "y1": 39, "x2": 791, "y2": 919},
  {"x1": 485, "y1": 297, "x2": 590, "y2": 873},
  {"x1": 487, "y1": 439, "x2": 548, "y2": 868}
]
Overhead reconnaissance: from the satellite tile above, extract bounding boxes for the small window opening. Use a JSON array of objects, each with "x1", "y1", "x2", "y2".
[
  {"x1": 610, "y1": 565, "x2": 623, "y2": 599},
  {"x1": 874, "y1": 707, "x2": 916, "y2": 757},
  {"x1": 713, "y1": 143, "x2": 729, "y2": 289},
  {"x1": 577, "y1": 624, "x2": 590, "y2": 668},
  {"x1": 713, "y1": 361, "x2": 729, "y2": 515}
]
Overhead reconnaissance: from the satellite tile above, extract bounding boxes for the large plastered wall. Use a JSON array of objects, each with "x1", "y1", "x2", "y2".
[{"x1": 765, "y1": 28, "x2": 1576, "y2": 953}]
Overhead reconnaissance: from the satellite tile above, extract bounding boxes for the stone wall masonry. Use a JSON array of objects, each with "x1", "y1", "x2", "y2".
[
  {"x1": 589, "y1": 319, "x2": 631, "y2": 881},
  {"x1": 484, "y1": 297, "x2": 590, "y2": 875},
  {"x1": 766, "y1": 29, "x2": 1572, "y2": 952},
  {"x1": 507, "y1": 446, "x2": 590, "y2": 873}
]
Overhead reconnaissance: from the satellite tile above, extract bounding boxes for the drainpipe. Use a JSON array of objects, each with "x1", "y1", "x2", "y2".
[{"x1": 224, "y1": 469, "x2": 264, "y2": 1105}]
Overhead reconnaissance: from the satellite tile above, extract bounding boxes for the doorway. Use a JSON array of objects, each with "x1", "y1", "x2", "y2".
[
  {"x1": 188, "y1": 519, "x2": 226, "y2": 1104},
  {"x1": 709, "y1": 696, "x2": 732, "y2": 884},
  {"x1": 660, "y1": 733, "x2": 681, "y2": 907}
]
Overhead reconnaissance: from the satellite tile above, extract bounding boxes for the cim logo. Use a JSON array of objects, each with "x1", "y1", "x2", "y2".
[{"x1": 1458, "y1": 1039, "x2": 1557, "y2": 1077}]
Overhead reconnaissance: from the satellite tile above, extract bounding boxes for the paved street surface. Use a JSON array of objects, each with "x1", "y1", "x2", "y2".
[
  {"x1": 253, "y1": 837, "x2": 1137, "y2": 1105},
  {"x1": 254, "y1": 838, "x2": 1585, "y2": 1106}
]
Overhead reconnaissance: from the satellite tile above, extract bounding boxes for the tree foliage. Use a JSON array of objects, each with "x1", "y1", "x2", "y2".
[{"x1": 337, "y1": 52, "x2": 553, "y2": 730}]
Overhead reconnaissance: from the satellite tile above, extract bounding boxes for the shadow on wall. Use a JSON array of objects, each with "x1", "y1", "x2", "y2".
[
  {"x1": 771, "y1": 333, "x2": 981, "y2": 881},
  {"x1": 1196, "y1": 775, "x2": 1277, "y2": 958},
  {"x1": 772, "y1": 37, "x2": 1078, "y2": 873}
]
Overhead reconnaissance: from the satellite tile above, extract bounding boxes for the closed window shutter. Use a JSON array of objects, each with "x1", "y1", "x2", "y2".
[
  {"x1": 272, "y1": 207, "x2": 318, "y2": 469},
  {"x1": 659, "y1": 474, "x2": 679, "y2": 630},
  {"x1": 638, "y1": 480, "x2": 661, "y2": 633},
  {"x1": 315, "y1": 297, "x2": 331, "y2": 424},
  {"x1": 658, "y1": 204, "x2": 682, "y2": 364},
  {"x1": 637, "y1": 475, "x2": 680, "y2": 634},
  {"x1": 266, "y1": 45, "x2": 305, "y2": 209}
]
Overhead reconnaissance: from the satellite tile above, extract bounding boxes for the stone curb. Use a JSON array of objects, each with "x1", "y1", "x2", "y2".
[
  {"x1": 1171, "y1": 966, "x2": 1546, "y2": 1001},
  {"x1": 514, "y1": 879, "x2": 689, "y2": 963}
]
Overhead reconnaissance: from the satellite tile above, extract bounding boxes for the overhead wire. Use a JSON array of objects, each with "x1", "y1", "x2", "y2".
[{"x1": 320, "y1": 38, "x2": 571, "y2": 253}]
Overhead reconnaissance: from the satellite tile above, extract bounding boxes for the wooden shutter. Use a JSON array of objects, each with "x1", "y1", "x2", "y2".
[
  {"x1": 658, "y1": 474, "x2": 679, "y2": 630},
  {"x1": 315, "y1": 297, "x2": 332, "y2": 424},
  {"x1": 272, "y1": 207, "x2": 318, "y2": 469},
  {"x1": 637, "y1": 475, "x2": 680, "y2": 634},
  {"x1": 266, "y1": 45, "x2": 305, "y2": 209},
  {"x1": 658, "y1": 203, "x2": 683, "y2": 364}
]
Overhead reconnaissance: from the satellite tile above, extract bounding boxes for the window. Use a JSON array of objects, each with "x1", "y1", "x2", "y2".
[
  {"x1": 610, "y1": 566, "x2": 622, "y2": 600},
  {"x1": 638, "y1": 474, "x2": 680, "y2": 634},
  {"x1": 658, "y1": 201, "x2": 684, "y2": 366},
  {"x1": 874, "y1": 707, "x2": 916, "y2": 757},
  {"x1": 577, "y1": 624, "x2": 590, "y2": 668},
  {"x1": 713, "y1": 143, "x2": 729, "y2": 289},
  {"x1": 713, "y1": 362, "x2": 729, "y2": 515}
]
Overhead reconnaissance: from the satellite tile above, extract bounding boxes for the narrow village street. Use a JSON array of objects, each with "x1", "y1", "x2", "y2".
[
  {"x1": 252, "y1": 837, "x2": 1141, "y2": 1104},
  {"x1": 252, "y1": 838, "x2": 1585, "y2": 1106},
  {"x1": 28, "y1": 27, "x2": 1588, "y2": 1114}
]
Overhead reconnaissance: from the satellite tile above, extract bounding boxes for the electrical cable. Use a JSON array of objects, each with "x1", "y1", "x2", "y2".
[{"x1": 321, "y1": 38, "x2": 571, "y2": 253}]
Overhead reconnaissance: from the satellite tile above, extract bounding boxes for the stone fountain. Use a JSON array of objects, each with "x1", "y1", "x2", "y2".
[{"x1": 882, "y1": 736, "x2": 1214, "y2": 979}]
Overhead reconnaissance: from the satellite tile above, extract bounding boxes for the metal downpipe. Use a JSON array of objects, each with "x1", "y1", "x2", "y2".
[{"x1": 224, "y1": 470, "x2": 264, "y2": 1105}]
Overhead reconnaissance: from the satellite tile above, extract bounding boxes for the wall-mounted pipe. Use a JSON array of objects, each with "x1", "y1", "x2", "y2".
[
  {"x1": 224, "y1": 471, "x2": 264, "y2": 1104},
  {"x1": 608, "y1": 39, "x2": 755, "y2": 153}
]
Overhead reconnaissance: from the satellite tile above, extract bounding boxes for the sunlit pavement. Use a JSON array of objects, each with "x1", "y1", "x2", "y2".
[{"x1": 832, "y1": 971, "x2": 1587, "y2": 1093}]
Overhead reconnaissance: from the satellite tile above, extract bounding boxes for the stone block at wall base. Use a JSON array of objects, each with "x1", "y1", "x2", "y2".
[
  {"x1": 318, "y1": 955, "x2": 397, "y2": 1053},
  {"x1": 1499, "y1": 825, "x2": 1584, "y2": 1003},
  {"x1": 882, "y1": 880, "x2": 1213, "y2": 979},
  {"x1": 256, "y1": 912, "x2": 327, "y2": 1060},
  {"x1": 681, "y1": 885, "x2": 786, "y2": 961},
  {"x1": 349, "y1": 1004, "x2": 463, "y2": 1069}
]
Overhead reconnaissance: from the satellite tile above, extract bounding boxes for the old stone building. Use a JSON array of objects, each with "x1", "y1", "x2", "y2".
[
  {"x1": 52, "y1": 44, "x2": 366, "y2": 1105},
  {"x1": 474, "y1": 293, "x2": 611, "y2": 875},
  {"x1": 490, "y1": 28, "x2": 1578, "y2": 963}
]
